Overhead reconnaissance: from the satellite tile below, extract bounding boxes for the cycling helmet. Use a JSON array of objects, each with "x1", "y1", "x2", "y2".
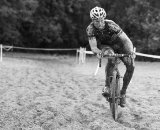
[{"x1": 90, "y1": 6, "x2": 106, "y2": 20}]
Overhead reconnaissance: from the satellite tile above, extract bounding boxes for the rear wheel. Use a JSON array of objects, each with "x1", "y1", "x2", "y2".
[{"x1": 109, "y1": 71, "x2": 120, "y2": 121}]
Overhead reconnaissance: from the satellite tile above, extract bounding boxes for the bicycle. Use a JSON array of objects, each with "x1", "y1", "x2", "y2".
[{"x1": 98, "y1": 47, "x2": 133, "y2": 121}]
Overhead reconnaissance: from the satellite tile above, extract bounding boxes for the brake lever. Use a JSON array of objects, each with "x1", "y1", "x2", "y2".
[
  {"x1": 99, "y1": 58, "x2": 102, "y2": 67},
  {"x1": 98, "y1": 52, "x2": 103, "y2": 67}
]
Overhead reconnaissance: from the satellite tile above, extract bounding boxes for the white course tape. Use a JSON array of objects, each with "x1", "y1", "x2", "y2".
[
  {"x1": 83, "y1": 51, "x2": 160, "y2": 59},
  {"x1": 12, "y1": 46, "x2": 78, "y2": 51},
  {"x1": 2, "y1": 45, "x2": 78, "y2": 51},
  {"x1": 0, "y1": 45, "x2": 78, "y2": 62},
  {"x1": 135, "y1": 52, "x2": 160, "y2": 59},
  {"x1": 3, "y1": 46, "x2": 13, "y2": 51}
]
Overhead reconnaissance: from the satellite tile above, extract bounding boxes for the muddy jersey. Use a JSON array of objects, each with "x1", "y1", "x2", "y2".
[{"x1": 86, "y1": 20, "x2": 123, "y2": 44}]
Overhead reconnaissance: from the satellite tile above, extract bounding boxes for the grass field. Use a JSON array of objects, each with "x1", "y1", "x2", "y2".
[{"x1": 0, "y1": 53, "x2": 160, "y2": 130}]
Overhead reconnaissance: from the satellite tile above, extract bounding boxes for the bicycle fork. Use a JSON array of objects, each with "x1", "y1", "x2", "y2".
[{"x1": 107, "y1": 72, "x2": 123, "y2": 103}]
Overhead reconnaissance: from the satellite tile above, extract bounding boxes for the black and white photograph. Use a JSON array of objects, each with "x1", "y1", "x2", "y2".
[{"x1": 0, "y1": 0, "x2": 160, "y2": 129}]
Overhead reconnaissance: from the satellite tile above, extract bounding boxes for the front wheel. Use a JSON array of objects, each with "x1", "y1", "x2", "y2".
[{"x1": 109, "y1": 71, "x2": 120, "y2": 121}]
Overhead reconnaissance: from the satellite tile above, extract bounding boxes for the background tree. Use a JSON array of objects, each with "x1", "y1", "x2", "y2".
[{"x1": 0, "y1": 0, "x2": 159, "y2": 56}]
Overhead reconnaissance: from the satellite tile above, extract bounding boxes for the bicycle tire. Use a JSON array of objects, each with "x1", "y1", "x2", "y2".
[{"x1": 109, "y1": 70, "x2": 120, "y2": 121}]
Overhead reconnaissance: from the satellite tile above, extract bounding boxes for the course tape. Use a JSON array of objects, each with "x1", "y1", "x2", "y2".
[
  {"x1": 79, "y1": 50, "x2": 160, "y2": 59},
  {"x1": 135, "y1": 52, "x2": 160, "y2": 59},
  {"x1": 3, "y1": 45, "x2": 78, "y2": 51},
  {"x1": 2, "y1": 45, "x2": 160, "y2": 59}
]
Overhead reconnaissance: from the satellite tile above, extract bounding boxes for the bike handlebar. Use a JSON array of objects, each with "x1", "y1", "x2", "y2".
[
  {"x1": 101, "y1": 53, "x2": 130, "y2": 57},
  {"x1": 94, "y1": 47, "x2": 136, "y2": 75},
  {"x1": 98, "y1": 53, "x2": 133, "y2": 67}
]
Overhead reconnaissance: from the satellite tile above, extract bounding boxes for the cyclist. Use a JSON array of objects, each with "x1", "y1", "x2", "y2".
[{"x1": 86, "y1": 6, "x2": 135, "y2": 107}]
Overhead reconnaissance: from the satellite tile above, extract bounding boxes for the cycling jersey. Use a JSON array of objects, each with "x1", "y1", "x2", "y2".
[{"x1": 86, "y1": 20, "x2": 123, "y2": 44}]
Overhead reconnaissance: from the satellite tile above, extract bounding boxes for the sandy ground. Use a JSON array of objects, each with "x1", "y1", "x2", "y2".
[{"x1": 0, "y1": 53, "x2": 160, "y2": 130}]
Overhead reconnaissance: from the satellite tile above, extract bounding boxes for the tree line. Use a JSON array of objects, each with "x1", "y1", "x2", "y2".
[{"x1": 0, "y1": 0, "x2": 160, "y2": 56}]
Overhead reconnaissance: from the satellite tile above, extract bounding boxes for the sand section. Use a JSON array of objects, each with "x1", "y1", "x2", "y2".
[{"x1": 0, "y1": 53, "x2": 160, "y2": 130}]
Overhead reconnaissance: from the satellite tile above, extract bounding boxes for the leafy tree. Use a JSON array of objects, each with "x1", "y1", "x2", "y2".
[
  {"x1": 0, "y1": 0, "x2": 38, "y2": 46},
  {"x1": 126, "y1": 0, "x2": 160, "y2": 52},
  {"x1": 0, "y1": 0, "x2": 159, "y2": 56}
]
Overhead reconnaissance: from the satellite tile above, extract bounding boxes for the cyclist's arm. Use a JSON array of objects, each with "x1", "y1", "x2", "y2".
[
  {"x1": 88, "y1": 37, "x2": 101, "y2": 54},
  {"x1": 86, "y1": 24, "x2": 101, "y2": 54}
]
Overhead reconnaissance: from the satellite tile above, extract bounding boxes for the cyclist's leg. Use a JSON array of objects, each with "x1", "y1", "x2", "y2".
[
  {"x1": 119, "y1": 32, "x2": 135, "y2": 95},
  {"x1": 121, "y1": 56, "x2": 135, "y2": 95},
  {"x1": 114, "y1": 32, "x2": 135, "y2": 106},
  {"x1": 102, "y1": 57, "x2": 117, "y2": 97},
  {"x1": 119, "y1": 56, "x2": 135, "y2": 107},
  {"x1": 99, "y1": 45, "x2": 116, "y2": 87},
  {"x1": 105, "y1": 58, "x2": 117, "y2": 87},
  {"x1": 103, "y1": 57, "x2": 118, "y2": 97}
]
